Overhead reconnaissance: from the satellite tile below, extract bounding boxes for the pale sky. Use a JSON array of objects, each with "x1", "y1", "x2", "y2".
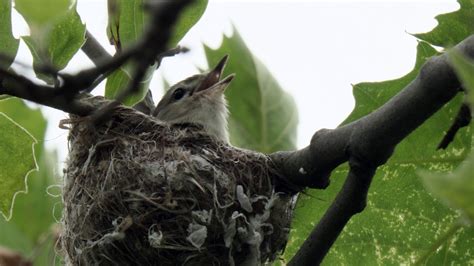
[{"x1": 11, "y1": 0, "x2": 459, "y2": 163}]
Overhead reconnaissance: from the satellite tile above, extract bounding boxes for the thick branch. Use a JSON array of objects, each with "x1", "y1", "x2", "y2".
[
  {"x1": 0, "y1": 72, "x2": 96, "y2": 115},
  {"x1": 272, "y1": 34, "x2": 474, "y2": 265}
]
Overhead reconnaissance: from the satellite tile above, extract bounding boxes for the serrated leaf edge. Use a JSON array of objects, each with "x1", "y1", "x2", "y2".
[{"x1": 0, "y1": 112, "x2": 39, "y2": 221}]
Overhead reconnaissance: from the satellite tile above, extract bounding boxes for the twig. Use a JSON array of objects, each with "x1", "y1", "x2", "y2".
[
  {"x1": 1, "y1": 53, "x2": 60, "y2": 79},
  {"x1": 88, "y1": 60, "x2": 150, "y2": 125},
  {"x1": 437, "y1": 101, "x2": 471, "y2": 149},
  {"x1": 156, "y1": 45, "x2": 189, "y2": 68},
  {"x1": 270, "y1": 34, "x2": 474, "y2": 265},
  {"x1": 78, "y1": 30, "x2": 115, "y2": 93},
  {"x1": 57, "y1": 41, "x2": 142, "y2": 97},
  {"x1": 132, "y1": 46, "x2": 189, "y2": 114}
]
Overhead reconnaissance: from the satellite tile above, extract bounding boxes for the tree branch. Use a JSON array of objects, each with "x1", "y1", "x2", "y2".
[
  {"x1": 271, "y1": 34, "x2": 474, "y2": 265},
  {"x1": 0, "y1": 69, "x2": 96, "y2": 115},
  {"x1": 0, "y1": 0, "x2": 193, "y2": 120},
  {"x1": 82, "y1": 30, "x2": 113, "y2": 64}
]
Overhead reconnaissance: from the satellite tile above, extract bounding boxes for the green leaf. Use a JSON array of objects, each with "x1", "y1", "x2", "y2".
[
  {"x1": 105, "y1": 0, "x2": 151, "y2": 105},
  {"x1": 448, "y1": 50, "x2": 474, "y2": 105},
  {"x1": 420, "y1": 153, "x2": 474, "y2": 224},
  {"x1": 15, "y1": 0, "x2": 74, "y2": 26},
  {"x1": 169, "y1": 0, "x2": 208, "y2": 47},
  {"x1": 0, "y1": 113, "x2": 38, "y2": 221},
  {"x1": 22, "y1": 7, "x2": 86, "y2": 84},
  {"x1": 414, "y1": 0, "x2": 474, "y2": 48},
  {"x1": 0, "y1": 98, "x2": 49, "y2": 233},
  {"x1": 106, "y1": 0, "x2": 208, "y2": 49},
  {"x1": 0, "y1": 0, "x2": 19, "y2": 69},
  {"x1": 418, "y1": 50, "x2": 474, "y2": 226},
  {"x1": 204, "y1": 28, "x2": 298, "y2": 153},
  {"x1": 104, "y1": 63, "x2": 156, "y2": 106},
  {"x1": 0, "y1": 220, "x2": 33, "y2": 254},
  {"x1": 105, "y1": 0, "x2": 208, "y2": 106},
  {"x1": 0, "y1": 98, "x2": 61, "y2": 265},
  {"x1": 106, "y1": 0, "x2": 120, "y2": 48},
  {"x1": 0, "y1": 98, "x2": 47, "y2": 141},
  {"x1": 0, "y1": 151, "x2": 61, "y2": 265},
  {"x1": 116, "y1": 0, "x2": 147, "y2": 48},
  {"x1": 284, "y1": 41, "x2": 474, "y2": 265}
]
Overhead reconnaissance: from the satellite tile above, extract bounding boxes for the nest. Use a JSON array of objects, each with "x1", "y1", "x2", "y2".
[{"x1": 60, "y1": 97, "x2": 297, "y2": 266}]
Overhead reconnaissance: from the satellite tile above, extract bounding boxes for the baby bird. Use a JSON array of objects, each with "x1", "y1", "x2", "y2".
[{"x1": 152, "y1": 55, "x2": 234, "y2": 143}]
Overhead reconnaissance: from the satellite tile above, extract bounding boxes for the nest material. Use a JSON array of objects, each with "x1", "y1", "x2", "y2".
[{"x1": 61, "y1": 97, "x2": 297, "y2": 266}]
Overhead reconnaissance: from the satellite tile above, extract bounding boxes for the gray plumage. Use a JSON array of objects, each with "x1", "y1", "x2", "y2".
[{"x1": 153, "y1": 56, "x2": 234, "y2": 143}]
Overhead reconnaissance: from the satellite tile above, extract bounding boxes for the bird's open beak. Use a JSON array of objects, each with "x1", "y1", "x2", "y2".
[{"x1": 195, "y1": 55, "x2": 235, "y2": 94}]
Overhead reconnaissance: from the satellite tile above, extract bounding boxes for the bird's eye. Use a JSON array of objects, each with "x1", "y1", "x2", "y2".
[{"x1": 172, "y1": 88, "x2": 186, "y2": 101}]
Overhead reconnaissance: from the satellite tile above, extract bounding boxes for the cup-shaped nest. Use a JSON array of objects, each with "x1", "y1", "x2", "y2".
[{"x1": 60, "y1": 97, "x2": 297, "y2": 266}]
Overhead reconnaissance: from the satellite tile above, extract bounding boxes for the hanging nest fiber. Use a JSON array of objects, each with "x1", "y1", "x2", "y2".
[{"x1": 60, "y1": 97, "x2": 298, "y2": 265}]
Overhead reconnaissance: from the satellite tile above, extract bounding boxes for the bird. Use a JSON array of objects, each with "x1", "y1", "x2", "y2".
[{"x1": 152, "y1": 55, "x2": 234, "y2": 143}]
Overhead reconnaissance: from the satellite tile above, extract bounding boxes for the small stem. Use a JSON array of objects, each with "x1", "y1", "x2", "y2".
[{"x1": 414, "y1": 221, "x2": 462, "y2": 265}]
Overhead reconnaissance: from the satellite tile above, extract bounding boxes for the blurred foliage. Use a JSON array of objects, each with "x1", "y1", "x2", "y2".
[
  {"x1": 105, "y1": 63, "x2": 157, "y2": 106},
  {"x1": 105, "y1": 0, "x2": 209, "y2": 106},
  {"x1": 0, "y1": 97, "x2": 47, "y2": 221},
  {"x1": 420, "y1": 51, "x2": 474, "y2": 225},
  {"x1": 169, "y1": 0, "x2": 209, "y2": 46},
  {"x1": 448, "y1": 50, "x2": 474, "y2": 105},
  {"x1": 15, "y1": 0, "x2": 74, "y2": 26},
  {"x1": 205, "y1": 28, "x2": 298, "y2": 153},
  {"x1": 0, "y1": 113, "x2": 37, "y2": 219},
  {"x1": 21, "y1": 6, "x2": 86, "y2": 84},
  {"x1": 0, "y1": 98, "x2": 61, "y2": 265},
  {"x1": 0, "y1": 0, "x2": 19, "y2": 69},
  {"x1": 15, "y1": 0, "x2": 85, "y2": 83},
  {"x1": 0, "y1": 152, "x2": 61, "y2": 265}
]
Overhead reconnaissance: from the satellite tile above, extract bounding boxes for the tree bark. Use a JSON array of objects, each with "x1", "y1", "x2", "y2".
[{"x1": 271, "y1": 34, "x2": 474, "y2": 265}]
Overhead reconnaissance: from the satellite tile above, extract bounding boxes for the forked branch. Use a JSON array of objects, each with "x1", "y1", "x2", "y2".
[{"x1": 271, "y1": 34, "x2": 474, "y2": 265}]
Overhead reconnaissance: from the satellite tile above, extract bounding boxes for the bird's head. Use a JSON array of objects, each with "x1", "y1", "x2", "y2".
[{"x1": 153, "y1": 55, "x2": 234, "y2": 143}]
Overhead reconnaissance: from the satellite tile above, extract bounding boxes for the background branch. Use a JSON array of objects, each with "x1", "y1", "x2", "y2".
[
  {"x1": 82, "y1": 30, "x2": 113, "y2": 64},
  {"x1": 272, "y1": 34, "x2": 474, "y2": 265}
]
